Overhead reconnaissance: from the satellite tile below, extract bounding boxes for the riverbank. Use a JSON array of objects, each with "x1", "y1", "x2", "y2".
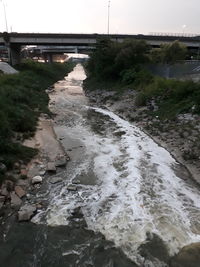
[
  {"x1": 0, "y1": 61, "x2": 73, "y2": 222},
  {"x1": 84, "y1": 87, "x2": 200, "y2": 186}
]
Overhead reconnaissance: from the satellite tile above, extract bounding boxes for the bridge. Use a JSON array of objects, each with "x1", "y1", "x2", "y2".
[{"x1": 0, "y1": 32, "x2": 200, "y2": 65}]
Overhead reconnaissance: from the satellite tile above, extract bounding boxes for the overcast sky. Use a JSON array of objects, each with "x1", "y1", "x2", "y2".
[{"x1": 0, "y1": 0, "x2": 199, "y2": 35}]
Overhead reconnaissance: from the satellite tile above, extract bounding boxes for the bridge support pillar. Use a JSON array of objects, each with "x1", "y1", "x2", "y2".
[
  {"x1": 74, "y1": 47, "x2": 78, "y2": 54},
  {"x1": 44, "y1": 53, "x2": 53, "y2": 63},
  {"x1": 10, "y1": 44, "x2": 21, "y2": 65}
]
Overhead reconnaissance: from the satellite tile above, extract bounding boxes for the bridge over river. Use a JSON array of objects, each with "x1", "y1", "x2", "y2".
[{"x1": 0, "y1": 32, "x2": 200, "y2": 65}]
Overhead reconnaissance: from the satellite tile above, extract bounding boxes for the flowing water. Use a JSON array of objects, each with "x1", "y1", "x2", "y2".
[{"x1": 1, "y1": 64, "x2": 200, "y2": 267}]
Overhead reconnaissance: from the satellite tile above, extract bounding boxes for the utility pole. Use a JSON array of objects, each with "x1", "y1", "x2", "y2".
[
  {"x1": 1, "y1": 0, "x2": 8, "y2": 32},
  {"x1": 107, "y1": 0, "x2": 111, "y2": 35}
]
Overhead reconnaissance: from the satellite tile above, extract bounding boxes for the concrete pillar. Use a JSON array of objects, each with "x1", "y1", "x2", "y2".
[
  {"x1": 44, "y1": 53, "x2": 53, "y2": 63},
  {"x1": 10, "y1": 44, "x2": 21, "y2": 65},
  {"x1": 74, "y1": 46, "x2": 78, "y2": 54}
]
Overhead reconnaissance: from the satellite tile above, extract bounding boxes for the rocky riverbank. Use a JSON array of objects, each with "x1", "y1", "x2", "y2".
[
  {"x1": 0, "y1": 86, "x2": 69, "y2": 225},
  {"x1": 85, "y1": 88, "x2": 200, "y2": 186}
]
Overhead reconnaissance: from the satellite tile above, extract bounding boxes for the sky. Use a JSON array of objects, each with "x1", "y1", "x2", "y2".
[{"x1": 0, "y1": 0, "x2": 199, "y2": 35}]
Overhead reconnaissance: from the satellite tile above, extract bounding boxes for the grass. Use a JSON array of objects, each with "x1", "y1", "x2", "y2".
[
  {"x1": 135, "y1": 77, "x2": 200, "y2": 119},
  {"x1": 0, "y1": 60, "x2": 74, "y2": 183}
]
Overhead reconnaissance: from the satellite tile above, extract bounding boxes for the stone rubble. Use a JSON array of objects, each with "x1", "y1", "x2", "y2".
[
  {"x1": 18, "y1": 204, "x2": 37, "y2": 222},
  {"x1": 14, "y1": 186, "x2": 26, "y2": 198},
  {"x1": 47, "y1": 162, "x2": 56, "y2": 172},
  {"x1": 32, "y1": 175, "x2": 43, "y2": 184},
  {"x1": 50, "y1": 176, "x2": 63, "y2": 184}
]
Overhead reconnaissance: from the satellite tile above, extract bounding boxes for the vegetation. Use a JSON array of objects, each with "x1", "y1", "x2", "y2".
[
  {"x1": 86, "y1": 38, "x2": 150, "y2": 84},
  {"x1": 0, "y1": 60, "x2": 73, "y2": 182},
  {"x1": 150, "y1": 41, "x2": 187, "y2": 64},
  {"x1": 135, "y1": 78, "x2": 200, "y2": 118},
  {"x1": 85, "y1": 39, "x2": 187, "y2": 86},
  {"x1": 85, "y1": 38, "x2": 200, "y2": 119}
]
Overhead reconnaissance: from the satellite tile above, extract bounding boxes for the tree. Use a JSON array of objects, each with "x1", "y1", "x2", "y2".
[
  {"x1": 151, "y1": 41, "x2": 187, "y2": 64},
  {"x1": 86, "y1": 38, "x2": 150, "y2": 81},
  {"x1": 115, "y1": 39, "x2": 150, "y2": 70}
]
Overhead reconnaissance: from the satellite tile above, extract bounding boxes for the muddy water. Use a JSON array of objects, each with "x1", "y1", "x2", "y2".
[{"x1": 1, "y1": 64, "x2": 200, "y2": 267}]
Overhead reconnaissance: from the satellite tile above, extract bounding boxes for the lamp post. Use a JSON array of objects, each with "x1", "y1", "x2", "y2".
[
  {"x1": 1, "y1": 0, "x2": 8, "y2": 32},
  {"x1": 107, "y1": 0, "x2": 111, "y2": 35}
]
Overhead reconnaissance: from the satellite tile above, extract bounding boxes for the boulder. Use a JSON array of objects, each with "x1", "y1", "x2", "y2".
[
  {"x1": 67, "y1": 184, "x2": 77, "y2": 191},
  {"x1": 170, "y1": 242, "x2": 200, "y2": 267},
  {"x1": 50, "y1": 177, "x2": 63, "y2": 184},
  {"x1": 14, "y1": 186, "x2": 26, "y2": 198},
  {"x1": 10, "y1": 192, "x2": 22, "y2": 208},
  {"x1": 32, "y1": 175, "x2": 43, "y2": 184},
  {"x1": 47, "y1": 162, "x2": 56, "y2": 172},
  {"x1": 55, "y1": 156, "x2": 67, "y2": 167},
  {"x1": 18, "y1": 204, "x2": 37, "y2": 222}
]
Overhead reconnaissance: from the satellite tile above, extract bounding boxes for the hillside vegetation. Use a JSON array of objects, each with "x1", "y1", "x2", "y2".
[{"x1": 0, "y1": 61, "x2": 73, "y2": 182}]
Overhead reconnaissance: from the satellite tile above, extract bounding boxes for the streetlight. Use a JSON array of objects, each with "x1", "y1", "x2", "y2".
[
  {"x1": 1, "y1": 0, "x2": 8, "y2": 32},
  {"x1": 182, "y1": 25, "x2": 186, "y2": 36},
  {"x1": 107, "y1": 0, "x2": 111, "y2": 35}
]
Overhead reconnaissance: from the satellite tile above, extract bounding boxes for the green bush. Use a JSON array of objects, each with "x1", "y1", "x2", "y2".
[{"x1": 135, "y1": 77, "x2": 200, "y2": 118}]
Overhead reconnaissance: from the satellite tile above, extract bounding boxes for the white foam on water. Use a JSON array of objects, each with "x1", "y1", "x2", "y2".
[
  {"x1": 33, "y1": 65, "x2": 200, "y2": 264},
  {"x1": 83, "y1": 108, "x2": 200, "y2": 256}
]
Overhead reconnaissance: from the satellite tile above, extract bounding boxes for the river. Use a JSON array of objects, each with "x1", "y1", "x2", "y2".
[{"x1": 1, "y1": 64, "x2": 200, "y2": 267}]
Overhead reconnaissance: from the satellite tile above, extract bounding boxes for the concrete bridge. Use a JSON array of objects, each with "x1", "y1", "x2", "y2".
[{"x1": 0, "y1": 32, "x2": 200, "y2": 65}]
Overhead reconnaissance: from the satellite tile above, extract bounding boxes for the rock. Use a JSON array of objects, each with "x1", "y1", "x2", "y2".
[
  {"x1": 0, "y1": 163, "x2": 7, "y2": 173},
  {"x1": 50, "y1": 177, "x2": 63, "y2": 184},
  {"x1": 10, "y1": 192, "x2": 22, "y2": 208},
  {"x1": 36, "y1": 142, "x2": 40, "y2": 147},
  {"x1": 32, "y1": 175, "x2": 43, "y2": 184},
  {"x1": 14, "y1": 186, "x2": 26, "y2": 198},
  {"x1": 139, "y1": 233, "x2": 170, "y2": 264},
  {"x1": 67, "y1": 184, "x2": 77, "y2": 191},
  {"x1": 36, "y1": 203, "x2": 43, "y2": 209},
  {"x1": 39, "y1": 170, "x2": 46, "y2": 176},
  {"x1": 26, "y1": 193, "x2": 31, "y2": 200},
  {"x1": 55, "y1": 156, "x2": 67, "y2": 167},
  {"x1": 47, "y1": 162, "x2": 56, "y2": 172},
  {"x1": 18, "y1": 204, "x2": 37, "y2": 222},
  {"x1": 16, "y1": 179, "x2": 28, "y2": 187},
  {"x1": 0, "y1": 185, "x2": 9, "y2": 197},
  {"x1": 72, "y1": 178, "x2": 81, "y2": 184},
  {"x1": 170, "y1": 242, "x2": 200, "y2": 267},
  {"x1": 14, "y1": 162, "x2": 20, "y2": 169}
]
